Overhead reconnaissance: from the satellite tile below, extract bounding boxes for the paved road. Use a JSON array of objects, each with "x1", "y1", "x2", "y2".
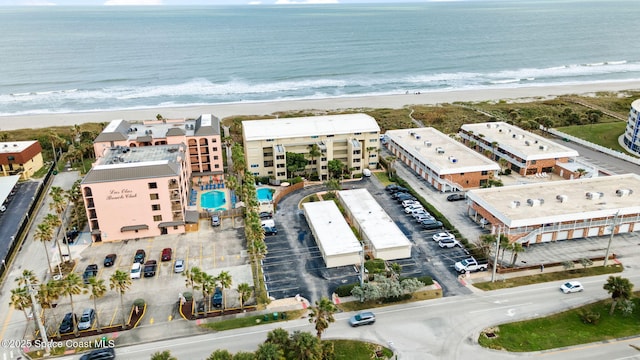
[
  {"x1": 0, "y1": 180, "x2": 39, "y2": 264},
  {"x1": 548, "y1": 136, "x2": 640, "y2": 175},
  {"x1": 53, "y1": 271, "x2": 640, "y2": 360}
]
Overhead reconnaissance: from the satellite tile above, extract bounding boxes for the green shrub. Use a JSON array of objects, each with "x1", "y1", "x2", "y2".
[
  {"x1": 579, "y1": 311, "x2": 600, "y2": 325},
  {"x1": 382, "y1": 294, "x2": 412, "y2": 303},
  {"x1": 416, "y1": 276, "x2": 434, "y2": 286},
  {"x1": 335, "y1": 283, "x2": 358, "y2": 297},
  {"x1": 365, "y1": 259, "x2": 386, "y2": 273},
  {"x1": 133, "y1": 298, "x2": 146, "y2": 307},
  {"x1": 183, "y1": 292, "x2": 193, "y2": 301}
]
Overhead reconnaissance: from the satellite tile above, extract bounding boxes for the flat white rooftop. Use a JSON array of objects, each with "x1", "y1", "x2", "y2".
[
  {"x1": 302, "y1": 201, "x2": 362, "y2": 257},
  {"x1": 467, "y1": 173, "x2": 640, "y2": 228},
  {"x1": 242, "y1": 114, "x2": 380, "y2": 142},
  {"x1": 0, "y1": 141, "x2": 37, "y2": 154},
  {"x1": 386, "y1": 128, "x2": 500, "y2": 175},
  {"x1": 338, "y1": 189, "x2": 411, "y2": 250},
  {"x1": 461, "y1": 122, "x2": 578, "y2": 161}
]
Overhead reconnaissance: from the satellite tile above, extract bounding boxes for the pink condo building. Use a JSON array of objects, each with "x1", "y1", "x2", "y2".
[
  {"x1": 92, "y1": 114, "x2": 224, "y2": 187},
  {"x1": 83, "y1": 114, "x2": 224, "y2": 242}
]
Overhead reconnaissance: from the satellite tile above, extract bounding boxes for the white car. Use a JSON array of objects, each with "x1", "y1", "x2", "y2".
[
  {"x1": 438, "y1": 238, "x2": 461, "y2": 248},
  {"x1": 130, "y1": 262, "x2": 142, "y2": 279},
  {"x1": 405, "y1": 205, "x2": 424, "y2": 214},
  {"x1": 432, "y1": 232, "x2": 455, "y2": 242},
  {"x1": 414, "y1": 213, "x2": 434, "y2": 222},
  {"x1": 560, "y1": 281, "x2": 584, "y2": 294},
  {"x1": 402, "y1": 200, "x2": 419, "y2": 208}
]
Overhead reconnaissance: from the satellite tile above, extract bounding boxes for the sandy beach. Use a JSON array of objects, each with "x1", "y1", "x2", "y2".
[{"x1": 1, "y1": 81, "x2": 639, "y2": 131}]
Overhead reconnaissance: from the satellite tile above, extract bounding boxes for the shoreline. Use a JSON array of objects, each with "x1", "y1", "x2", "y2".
[{"x1": 1, "y1": 80, "x2": 639, "y2": 131}]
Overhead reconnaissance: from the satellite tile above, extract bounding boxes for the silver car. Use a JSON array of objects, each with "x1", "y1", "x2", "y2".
[
  {"x1": 174, "y1": 259, "x2": 185, "y2": 273},
  {"x1": 78, "y1": 308, "x2": 95, "y2": 331},
  {"x1": 349, "y1": 311, "x2": 376, "y2": 327}
]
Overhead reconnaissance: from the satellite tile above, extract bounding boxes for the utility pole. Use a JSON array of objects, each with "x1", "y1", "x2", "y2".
[
  {"x1": 491, "y1": 227, "x2": 501, "y2": 283},
  {"x1": 359, "y1": 246, "x2": 365, "y2": 287},
  {"x1": 603, "y1": 211, "x2": 620, "y2": 267},
  {"x1": 26, "y1": 278, "x2": 50, "y2": 355}
]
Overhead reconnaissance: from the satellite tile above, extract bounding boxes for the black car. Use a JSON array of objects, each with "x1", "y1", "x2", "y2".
[
  {"x1": 79, "y1": 347, "x2": 115, "y2": 360},
  {"x1": 104, "y1": 254, "x2": 117, "y2": 267},
  {"x1": 395, "y1": 194, "x2": 416, "y2": 202},
  {"x1": 263, "y1": 226, "x2": 278, "y2": 236},
  {"x1": 64, "y1": 230, "x2": 80, "y2": 244},
  {"x1": 143, "y1": 260, "x2": 157, "y2": 277},
  {"x1": 388, "y1": 186, "x2": 409, "y2": 194},
  {"x1": 59, "y1": 312, "x2": 77, "y2": 334},
  {"x1": 212, "y1": 287, "x2": 223, "y2": 308},
  {"x1": 421, "y1": 219, "x2": 443, "y2": 230},
  {"x1": 447, "y1": 193, "x2": 466, "y2": 202},
  {"x1": 392, "y1": 191, "x2": 410, "y2": 199},
  {"x1": 134, "y1": 249, "x2": 146, "y2": 264},
  {"x1": 83, "y1": 264, "x2": 99, "y2": 284},
  {"x1": 385, "y1": 184, "x2": 400, "y2": 192}
]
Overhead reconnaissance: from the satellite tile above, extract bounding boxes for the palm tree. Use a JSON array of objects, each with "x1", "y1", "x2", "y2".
[
  {"x1": 498, "y1": 158, "x2": 509, "y2": 174},
  {"x1": 603, "y1": 276, "x2": 633, "y2": 315},
  {"x1": 49, "y1": 186, "x2": 71, "y2": 257},
  {"x1": 65, "y1": 180, "x2": 84, "y2": 231},
  {"x1": 217, "y1": 271, "x2": 232, "y2": 312},
  {"x1": 44, "y1": 213, "x2": 66, "y2": 267},
  {"x1": 255, "y1": 342, "x2": 285, "y2": 360},
  {"x1": 10, "y1": 286, "x2": 33, "y2": 324},
  {"x1": 201, "y1": 272, "x2": 216, "y2": 312},
  {"x1": 15, "y1": 269, "x2": 38, "y2": 287},
  {"x1": 34, "y1": 222, "x2": 54, "y2": 275},
  {"x1": 307, "y1": 143, "x2": 322, "y2": 176},
  {"x1": 110, "y1": 270, "x2": 132, "y2": 328},
  {"x1": 308, "y1": 296, "x2": 337, "y2": 339},
  {"x1": 36, "y1": 279, "x2": 62, "y2": 330},
  {"x1": 575, "y1": 168, "x2": 587, "y2": 178},
  {"x1": 183, "y1": 268, "x2": 198, "y2": 294},
  {"x1": 88, "y1": 277, "x2": 107, "y2": 331},
  {"x1": 48, "y1": 132, "x2": 65, "y2": 165},
  {"x1": 509, "y1": 243, "x2": 525, "y2": 267},
  {"x1": 59, "y1": 273, "x2": 87, "y2": 334},
  {"x1": 236, "y1": 283, "x2": 252, "y2": 309}
]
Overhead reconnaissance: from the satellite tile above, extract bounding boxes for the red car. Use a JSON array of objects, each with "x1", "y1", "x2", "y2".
[{"x1": 161, "y1": 248, "x2": 172, "y2": 262}]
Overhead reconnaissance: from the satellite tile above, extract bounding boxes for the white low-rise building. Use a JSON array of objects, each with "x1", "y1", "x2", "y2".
[
  {"x1": 302, "y1": 201, "x2": 362, "y2": 268},
  {"x1": 338, "y1": 189, "x2": 412, "y2": 260},
  {"x1": 466, "y1": 173, "x2": 640, "y2": 245}
]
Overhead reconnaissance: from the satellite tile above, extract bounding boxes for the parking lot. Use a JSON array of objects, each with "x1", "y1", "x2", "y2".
[{"x1": 51, "y1": 216, "x2": 252, "y2": 333}]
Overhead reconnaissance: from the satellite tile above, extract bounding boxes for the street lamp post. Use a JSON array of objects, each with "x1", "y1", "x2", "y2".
[
  {"x1": 25, "y1": 278, "x2": 50, "y2": 355},
  {"x1": 603, "y1": 211, "x2": 620, "y2": 267},
  {"x1": 491, "y1": 227, "x2": 501, "y2": 283}
]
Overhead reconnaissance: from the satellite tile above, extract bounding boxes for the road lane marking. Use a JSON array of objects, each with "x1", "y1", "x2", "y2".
[{"x1": 469, "y1": 302, "x2": 533, "y2": 314}]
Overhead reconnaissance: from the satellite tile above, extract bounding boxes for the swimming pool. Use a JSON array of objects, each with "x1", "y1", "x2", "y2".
[
  {"x1": 256, "y1": 187, "x2": 274, "y2": 202},
  {"x1": 201, "y1": 190, "x2": 226, "y2": 210}
]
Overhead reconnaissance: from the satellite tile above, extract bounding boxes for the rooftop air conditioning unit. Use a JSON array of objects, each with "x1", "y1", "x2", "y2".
[
  {"x1": 525, "y1": 140, "x2": 530, "y2": 146},
  {"x1": 556, "y1": 194, "x2": 568, "y2": 203},
  {"x1": 415, "y1": 135, "x2": 421, "y2": 140},
  {"x1": 509, "y1": 200, "x2": 521, "y2": 208},
  {"x1": 526, "y1": 198, "x2": 544, "y2": 207},
  {"x1": 499, "y1": 129, "x2": 503, "y2": 133},
  {"x1": 486, "y1": 124, "x2": 492, "y2": 128},
  {"x1": 448, "y1": 156, "x2": 458, "y2": 163},
  {"x1": 436, "y1": 147, "x2": 445, "y2": 154},
  {"x1": 512, "y1": 134, "x2": 517, "y2": 138},
  {"x1": 616, "y1": 189, "x2": 633, "y2": 197},
  {"x1": 539, "y1": 145, "x2": 548, "y2": 150},
  {"x1": 586, "y1": 191, "x2": 604, "y2": 200},
  {"x1": 424, "y1": 141, "x2": 432, "y2": 147}
]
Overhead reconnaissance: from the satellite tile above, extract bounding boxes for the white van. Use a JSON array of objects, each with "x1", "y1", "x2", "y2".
[
  {"x1": 261, "y1": 219, "x2": 275, "y2": 228},
  {"x1": 362, "y1": 169, "x2": 372, "y2": 177}
]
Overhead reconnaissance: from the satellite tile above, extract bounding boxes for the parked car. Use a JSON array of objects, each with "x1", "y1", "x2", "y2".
[
  {"x1": 59, "y1": 312, "x2": 77, "y2": 334},
  {"x1": 103, "y1": 254, "x2": 117, "y2": 267},
  {"x1": 212, "y1": 287, "x2": 223, "y2": 307},
  {"x1": 65, "y1": 229, "x2": 80, "y2": 244},
  {"x1": 401, "y1": 199, "x2": 419, "y2": 208},
  {"x1": 438, "y1": 238, "x2": 461, "y2": 248},
  {"x1": 130, "y1": 263, "x2": 142, "y2": 279},
  {"x1": 79, "y1": 347, "x2": 115, "y2": 360},
  {"x1": 560, "y1": 281, "x2": 584, "y2": 294},
  {"x1": 161, "y1": 248, "x2": 172, "y2": 262},
  {"x1": 134, "y1": 249, "x2": 145, "y2": 264},
  {"x1": 78, "y1": 308, "x2": 95, "y2": 331},
  {"x1": 432, "y1": 232, "x2": 455, "y2": 242},
  {"x1": 447, "y1": 193, "x2": 466, "y2": 202},
  {"x1": 143, "y1": 260, "x2": 157, "y2": 277},
  {"x1": 264, "y1": 226, "x2": 278, "y2": 236},
  {"x1": 404, "y1": 205, "x2": 424, "y2": 214},
  {"x1": 421, "y1": 220, "x2": 443, "y2": 230},
  {"x1": 174, "y1": 259, "x2": 185, "y2": 273},
  {"x1": 395, "y1": 193, "x2": 416, "y2": 202},
  {"x1": 415, "y1": 213, "x2": 435, "y2": 222},
  {"x1": 259, "y1": 212, "x2": 273, "y2": 220},
  {"x1": 362, "y1": 169, "x2": 372, "y2": 177},
  {"x1": 349, "y1": 311, "x2": 376, "y2": 327},
  {"x1": 392, "y1": 191, "x2": 411, "y2": 200},
  {"x1": 83, "y1": 264, "x2": 99, "y2": 284},
  {"x1": 211, "y1": 215, "x2": 221, "y2": 227},
  {"x1": 385, "y1": 184, "x2": 400, "y2": 192},
  {"x1": 454, "y1": 257, "x2": 489, "y2": 274}
]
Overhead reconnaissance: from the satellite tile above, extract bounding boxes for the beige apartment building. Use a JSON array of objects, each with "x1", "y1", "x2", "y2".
[{"x1": 242, "y1": 114, "x2": 380, "y2": 181}]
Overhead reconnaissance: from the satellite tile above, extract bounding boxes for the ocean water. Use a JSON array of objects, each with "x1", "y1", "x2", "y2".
[{"x1": 0, "y1": 1, "x2": 639, "y2": 116}]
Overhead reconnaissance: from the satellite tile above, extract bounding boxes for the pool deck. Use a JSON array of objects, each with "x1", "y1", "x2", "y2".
[{"x1": 190, "y1": 185, "x2": 231, "y2": 213}]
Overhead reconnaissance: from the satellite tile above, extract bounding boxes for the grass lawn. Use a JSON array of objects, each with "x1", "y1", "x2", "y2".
[
  {"x1": 556, "y1": 122, "x2": 629, "y2": 154},
  {"x1": 337, "y1": 288, "x2": 442, "y2": 312},
  {"x1": 201, "y1": 309, "x2": 307, "y2": 331},
  {"x1": 479, "y1": 293, "x2": 640, "y2": 352},
  {"x1": 473, "y1": 265, "x2": 623, "y2": 291},
  {"x1": 373, "y1": 171, "x2": 394, "y2": 186},
  {"x1": 329, "y1": 339, "x2": 393, "y2": 359}
]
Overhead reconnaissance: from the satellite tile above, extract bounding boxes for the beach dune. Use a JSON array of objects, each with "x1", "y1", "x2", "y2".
[{"x1": 1, "y1": 81, "x2": 639, "y2": 131}]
